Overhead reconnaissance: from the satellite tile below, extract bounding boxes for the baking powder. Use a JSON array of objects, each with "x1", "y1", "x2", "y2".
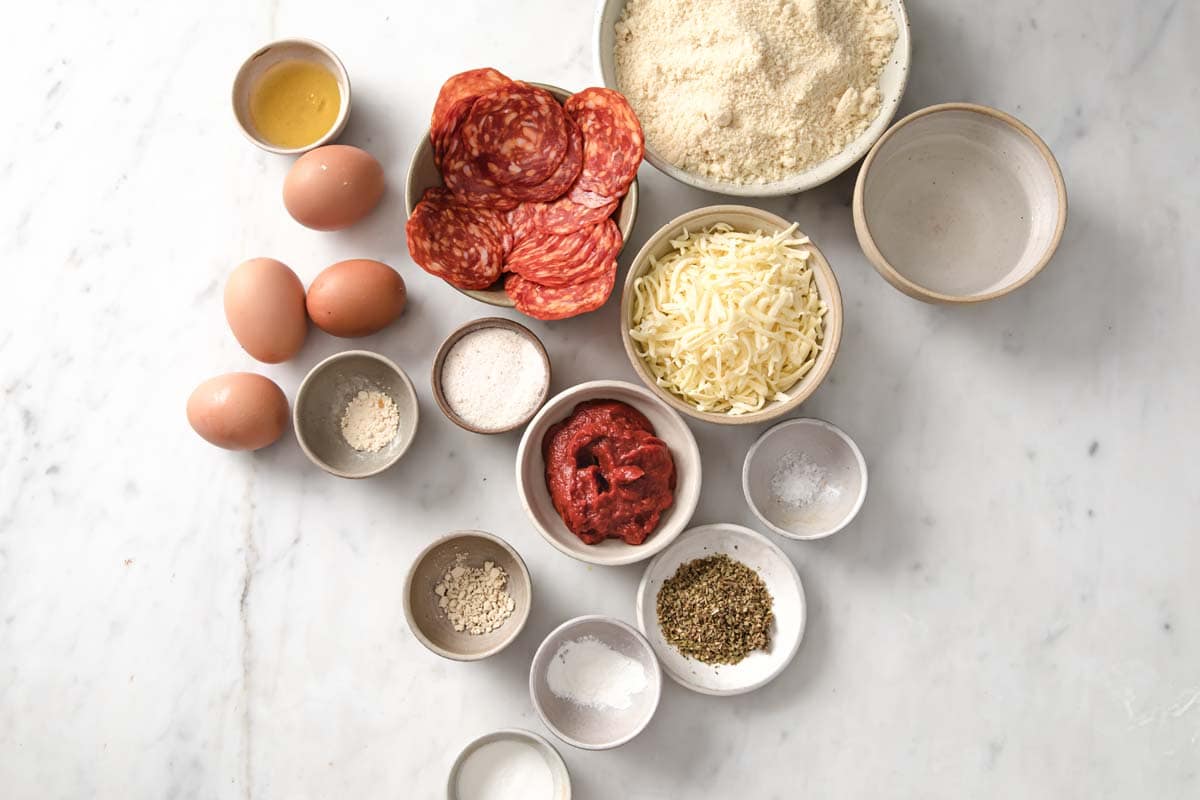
[
  {"x1": 441, "y1": 328, "x2": 546, "y2": 431},
  {"x1": 546, "y1": 636, "x2": 647, "y2": 710}
]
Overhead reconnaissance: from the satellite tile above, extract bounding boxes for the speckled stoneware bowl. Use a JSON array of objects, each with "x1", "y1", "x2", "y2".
[
  {"x1": 404, "y1": 82, "x2": 639, "y2": 308},
  {"x1": 293, "y1": 350, "x2": 419, "y2": 479},
  {"x1": 529, "y1": 616, "x2": 662, "y2": 750},
  {"x1": 404, "y1": 530, "x2": 532, "y2": 662},
  {"x1": 446, "y1": 729, "x2": 571, "y2": 799},
  {"x1": 594, "y1": 0, "x2": 911, "y2": 195}
]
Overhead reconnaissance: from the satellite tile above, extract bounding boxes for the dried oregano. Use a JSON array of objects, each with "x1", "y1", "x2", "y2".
[{"x1": 656, "y1": 554, "x2": 773, "y2": 665}]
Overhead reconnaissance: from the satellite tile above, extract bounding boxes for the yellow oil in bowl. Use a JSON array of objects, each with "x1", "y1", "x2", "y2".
[{"x1": 249, "y1": 59, "x2": 340, "y2": 149}]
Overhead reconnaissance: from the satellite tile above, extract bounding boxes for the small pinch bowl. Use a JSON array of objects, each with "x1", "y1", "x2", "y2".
[
  {"x1": 447, "y1": 728, "x2": 571, "y2": 799},
  {"x1": 293, "y1": 350, "x2": 419, "y2": 479},
  {"x1": 637, "y1": 523, "x2": 806, "y2": 696},
  {"x1": 620, "y1": 205, "x2": 843, "y2": 426},
  {"x1": 404, "y1": 82, "x2": 639, "y2": 308},
  {"x1": 853, "y1": 102, "x2": 1068, "y2": 303},
  {"x1": 404, "y1": 530, "x2": 532, "y2": 662},
  {"x1": 743, "y1": 418, "x2": 868, "y2": 540},
  {"x1": 594, "y1": 0, "x2": 911, "y2": 196},
  {"x1": 232, "y1": 38, "x2": 351, "y2": 155},
  {"x1": 529, "y1": 615, "x2": 662, "y2": 750},
  {"x1": 431, "y1": 317, "x2": 551, "y2": 434},
  {"x1": 515, "y1": 380, "x2": 701, "y2": 566}
]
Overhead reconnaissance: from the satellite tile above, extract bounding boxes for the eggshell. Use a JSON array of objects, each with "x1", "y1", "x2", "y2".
[
  {"x1": 283, "y1": 144, "x2": 385, "y2": 231},
  {"x1": 187, "y1": 372, "x2": 289, "y2": 451},
  {"x1": 306, "y1": 259, "x2": 407, "y2": 337},
  {"x1": 223, "y1": 258, "x2": 308, "y2": 363}
]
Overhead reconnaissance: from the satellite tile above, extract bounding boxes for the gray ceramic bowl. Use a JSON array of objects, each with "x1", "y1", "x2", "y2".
[
  {"x1": 447, "y1": 729, "x2": 571, "y2": 799},
  {"x1": 293, "y1": 350, "x2": 419, "y2": 478},
  {"x1": 529, "y1": 615, "x2": 661, "y2": 750},
  {"x1": 403, "y1": 530, "x2": 532, "y2": 662},
  {"x1": 404, "y1": 81, "x2": 639, "y2": 308}
]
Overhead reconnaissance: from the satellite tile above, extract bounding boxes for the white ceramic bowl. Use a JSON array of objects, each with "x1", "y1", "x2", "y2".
[
  {"x1": 594, "y1": 0, "x2": 911, "y2": 196},
  {"x1": 636, "y1": 523, "x2": 806, "y2": 696},
  {"x1": 529, "y1": 615, "x2": 662, "y2": 750},
  {"x1": 515, "y1": 380, "x2": 701, "y2": 566},
  {"x1": 743, "y1": 418, "x2": 868, "y2": 540},
  {"x1": 446, "y1": 728, "x2": 571, "y2": 799},
  {"x1": 853, "y1": 102, "x2": 1068, "y2": 303}
]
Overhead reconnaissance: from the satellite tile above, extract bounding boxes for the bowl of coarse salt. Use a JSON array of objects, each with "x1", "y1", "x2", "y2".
[{"x1": 742, "y1": 418, "x2": 868, "y2": 540}]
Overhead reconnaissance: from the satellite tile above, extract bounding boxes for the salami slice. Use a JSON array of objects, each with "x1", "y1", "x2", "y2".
[
  {"x1": 505, "y1": 219, "x2": 621, "y2": 288},
  {"x1": 458, "y1": 83, "x2": 569, "y2": 188},
  {"x1": 506, "y1": 203, "x2": 538, "y2": 248},
  {"x1": 406, "y1": 188, "x2": 507, "y2": 290},
  {"x1": 521, "y1": 193, "x2": 619, "y2": 236},
  {"x1": 430, "y1": 69, "x2": 514, "y2": 168},
  {"x1": 495, "y1": 115, "x2": 584, "y2": 203},
  {"x1": 564, "y1": 88, "x2": 645, "y2": 199},
  {"x1": 504, "y1": 260, "x2": 617, "y2": 321},
  {"x1": 568, "y1": 184, "x2": 619, "y2": 209}
]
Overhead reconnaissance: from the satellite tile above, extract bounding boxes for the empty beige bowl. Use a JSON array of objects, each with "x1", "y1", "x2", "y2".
[
  {"x1": 853, "y1": 102, "x2": 1068, "y2": 303},
  {"x1": 742, "y1": 418, "x2": 868, "y2": 540},
  {"x1": 529, "y1": 615, "x2": 662, "y2": 750},
  {"x1": 404, "y1": 530, "x2": 532, "y2": 662},
  {"x1": 447, "y1": 728, "x2": 571, "y2": 799},
  {"x1": 293, "y1": 350, "x2": 419, "y2": 479},
  {"x1": 232, "y1": 38, "x2": 351, "y2": 155},
  {"x1": 404, "y1": 82, "x2": 639, "y2": 308},
  {"x1": 620, "y1": 205, "x2": 843, "y2": 426}
]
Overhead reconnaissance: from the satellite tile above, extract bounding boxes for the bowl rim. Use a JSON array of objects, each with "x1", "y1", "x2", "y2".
[
  {"x1": 293, "y1": 349, "x2": 419, "y2": 479},
  {"x1": 402, "y1": 529, "x2": 533, "y2": 662},
  {"x1": 852, "y1": 101, "x2": 1069, "y2": 304},
  {"x1": 635, "y1": 522, "x2": 807, "y2": 696},
  {"x1": 445, "y1": 727, "x2": 571, "y2": 799},
  {"x1": 514, "y1": 379, "x2": 702, "y2": 566},
  {"x1": 618, "y1": 204, "x2": 843, "y2": 426},
  {"x1": 430, "y1": 317, "x2": 552, "y2": 434},
  {"x1": 231, "y1": 37, "x2": 352, "y2": 156},
  {"x1": 403, "y1": 80, "x2": 640, "y2": 309},
  {"x1": 528, "y1": 614, "x2": 663, "y2": 750},
  {"x1": 592, "y1": 0, "x2": 912, "y2": 196},
  {"x1": 741, "y1": 417, "x2": 869, "y2": 540}
]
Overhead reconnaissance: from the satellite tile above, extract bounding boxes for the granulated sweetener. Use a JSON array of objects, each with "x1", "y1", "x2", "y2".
[{"x1": 441, "y1": 328, "x2": 546, "y2": 431}]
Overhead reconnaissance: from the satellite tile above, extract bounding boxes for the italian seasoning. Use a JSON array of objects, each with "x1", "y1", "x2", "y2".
[{"x1": 656, "y1": 554, "x2": 773, "y2": 665}]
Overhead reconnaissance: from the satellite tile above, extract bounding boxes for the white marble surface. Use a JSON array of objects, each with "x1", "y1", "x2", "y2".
[{"x1": 2, "y1": 1, "x2": 1198, "y2": 797}]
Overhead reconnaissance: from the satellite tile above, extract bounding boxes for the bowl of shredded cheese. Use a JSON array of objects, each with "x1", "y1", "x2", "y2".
[{"x1": 620, "y1": 205, "x2": 842, "y2": 425}]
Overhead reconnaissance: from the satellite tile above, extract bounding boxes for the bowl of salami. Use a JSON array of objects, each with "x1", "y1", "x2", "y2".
[{"x1": 405, "y1": 69, "x2": 642, "y2": 321}]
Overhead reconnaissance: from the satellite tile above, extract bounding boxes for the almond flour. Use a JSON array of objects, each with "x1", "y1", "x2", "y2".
[{"x1": 614, "y1": 0, "x2": 898, "y2": 184}]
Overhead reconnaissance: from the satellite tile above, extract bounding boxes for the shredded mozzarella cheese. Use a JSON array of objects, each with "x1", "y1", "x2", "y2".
[{"x1": 629, "y1": 223, "x2": 826, "y2": 415}]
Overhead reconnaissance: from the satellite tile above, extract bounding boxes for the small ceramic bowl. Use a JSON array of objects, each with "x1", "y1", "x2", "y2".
[
  {"x1": 232, "y1": 38, "x2": 351, "y2": 155},
  {"x1": 620, "y1": 205, "x2": 843, "y2": 426},
  {"x1": 636, "y1": 523, "x2": 806, "y2": 696},
  {"x1": 515, "y1": 380, "x2": 701, "y2": 566},
  {"x1": 404, "y1": 530, "x2": 532, "y2": 662},
  {"x1": 743, "y1": 418, "x2": 868, "y2": 540},
  {"x1": 853, "y1": 102, "x2": 1068, "y2": 303},
  {"x1": 447, "y1": 728, "x2": 571, "y2": 799},
  {"x1": 529, "y1": 615, "x2": 662, "y2": 750},
  {"x1": 594, "y1": 0, "x2": 911, "y2": 195},
  {"x1": 404, "y1": 82, "x2": 639, "y2": 308},
  {"x1": 431, "y1": 318, "x2": 551, "y2": 434},
  {"x1": 293, "y1": 350, "x2": 419, "y2": 478}
]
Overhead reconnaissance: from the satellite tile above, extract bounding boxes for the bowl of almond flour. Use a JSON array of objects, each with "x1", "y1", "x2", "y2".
[{"x1": 595, "y1": 0, "x2": 911, "y2": 196}]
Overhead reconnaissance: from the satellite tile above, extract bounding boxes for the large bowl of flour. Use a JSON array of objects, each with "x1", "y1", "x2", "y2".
[{"x1": 595, "y1": 0, "x2": 911, "y2": 196}]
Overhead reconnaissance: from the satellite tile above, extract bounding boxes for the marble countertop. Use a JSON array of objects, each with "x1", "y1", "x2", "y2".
[{"x1": 2, "y1": 0, "x2": 1197, "y2": 797}]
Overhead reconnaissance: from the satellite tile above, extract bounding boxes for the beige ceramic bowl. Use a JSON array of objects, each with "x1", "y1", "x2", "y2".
[
  {"x1": 447, "y1": 729, "x2": 571, "y2": 799},
  {"x1": 404, "y1": 82, "x2": 639, "y2": 308},
  {"x1": 853, "y1": 103, "x2": 1068, "y2": 303},
  {"x1": 594, "y1": 0, "x2": 911, "y2": 196},
  {"x1": 404, "y1": 530, "x2": 532, "y2": 662},
  {"x1": 232, "y1": 38, "x2": 351, "y2": 155},
  {"x1": 515, "y1": 380, "x2": 701, "y2": 566},
  {"x1": 293, "y1": 350, "x2": 419, "y2": 479},
  {"x1": 620, "y1": 205, "x2": 843, "y2": 426}
]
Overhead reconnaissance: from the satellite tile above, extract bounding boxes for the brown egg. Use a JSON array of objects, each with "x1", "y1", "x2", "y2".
[
  {"x1": 187, "y1": 372, "x2": 289, "y2": 451},
  {"x1": 283, "y1": 144, "x2": 385, "y2": 231},
  {"x1": 306, "y1": 259, "x2": 407, "y2": 337},
  {"x1": 223, "y1": 258, "x2": 308, "y2": 363}
]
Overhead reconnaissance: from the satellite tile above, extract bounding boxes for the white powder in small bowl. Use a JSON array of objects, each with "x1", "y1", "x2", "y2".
[{"x1": 441, "y1": 328, "x2": 547, "y2": 432}]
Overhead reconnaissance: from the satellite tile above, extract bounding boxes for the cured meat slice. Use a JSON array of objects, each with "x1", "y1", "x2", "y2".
[
  {"x1": 430, "y1": 68, "x2": 513, "y2": 166},
  {"x1": 406, "y1": 188, "x2": 507, "y2": 290},
  {"x1": 495, "y1": 115, "x2": 584, "y2": 203},
  {"x1": 564, "y1": 88, "x2": 645, "y2": 199},
  {"x1": 522, "y1": 193, "x2": 619, "y2": 236},
  {"x1": 568, "y1": 184, "x2": 619, "y2": 209},
  {"x1": 504, "y1": 258, "x2": 617, "y2": 321},
  {"x1": 505, "y1": 219, "x2": 621, "y2": 288},
  {"x1": 457, "y1": 83, "x2": 569, "y2": 189},
  {"x1": 506, "y1": 203, "x2": 538, "y2": 248}
]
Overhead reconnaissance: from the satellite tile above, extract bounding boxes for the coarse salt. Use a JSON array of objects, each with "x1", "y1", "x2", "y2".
[
  {"x1": 770, "y1": 450, "x2": 839, "y2": 508},
  {"x1": 441, "y1": 328, "x2": 546, "y2": 431}
]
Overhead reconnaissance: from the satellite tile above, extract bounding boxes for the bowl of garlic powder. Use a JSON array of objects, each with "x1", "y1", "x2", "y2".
[{"x1": 595, "y1": 0, "x2": 911, "y2": 195}]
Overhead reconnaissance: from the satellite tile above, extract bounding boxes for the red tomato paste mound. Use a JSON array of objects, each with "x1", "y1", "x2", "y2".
[{"x1": 542, "y1": 400, "x2": 676, "y2": 545}]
